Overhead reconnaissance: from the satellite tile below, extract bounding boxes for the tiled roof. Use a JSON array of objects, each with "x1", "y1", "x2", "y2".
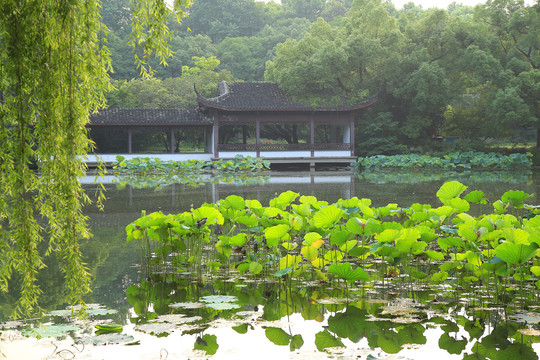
[
  {"x1": 197, "y1": 82, "x2": 377, "y2": 112},
  {"x1": 89, "y1": 108, "x2": 211, "y2": 126}
]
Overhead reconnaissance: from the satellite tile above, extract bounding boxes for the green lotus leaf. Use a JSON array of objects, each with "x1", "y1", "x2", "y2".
[
  {"x1": 303, "y1": 232, "x2": 322, "y2": 244},
  {"x1": 439, "y1": 333, "x2": 466, "y2": 355},
  {"x1": 248, "y1": 261, "x2": 263, "y2": 275},
  {"x1": 315, "y1": 329, "x2": 344, "y2": 351},
  {"x1": 501, "y1": 190, "x2": 531, "y2": 209},
  {"x1": 23, "y1": 324, "x2": 79, "y2": 338},
  {"x1": 223, "y1": 195, "x2": 246, "y2": 210},
  {"x1": 464, "y1": 190, "x2": 487, "y2": 204},
  {"x1": 265, "y1": 327, "x2": 291, "y2": 346},
  {"x1": 425, "y1": 250, "x2": 444, "y2": 261},
  {"x1": 442, "y1": 198, "x2": 470, "y2": 213},
  {"x1": 290, "y1": 334, "x2": 304, "y2": 351},
  {"x1": 232, "y1": 323, "x2": 249, "y2": 334},
  {"x1": 194, "y1": 334, "x2": 219, "y2": 355},
  {"x1": 330, "y1": 230, "x2": 351, "y2": 245},
  {"x1": 301, "y1": 245, "x2": 318, "y2": 261},
  {"x1": 504, "y1": 228, "x2": 530, "y2": 245},
  {"x1": 235, "y1": 215, "x2": 259, "y2": 227},
  {"x1": 346, "y1": 217, "x2": 365, "y2": 234},
  {"x1": 313, "y1": 205, "x2": 344, "y2": 228},
  {"x1": 324, "y1": 250, "x2": 344, "y2": 262},
  {"x1": 328, "y1": 262, "x2": 369, "y2": 282},
  {"x1": 191, "y1": 206, "x2": 224, "y2": 225},
  {"x1": 228, "y1": 233, "x2": 247, "y2": 246},
  {"x1": 200, "y1": 295, "x2": 238, "y2": 304},
  {"x1": 299, "y1": 195, "x2": 317, "y2": 204},
  {"x1": 431, "y1": 271, "x2": 449, "y2": 282},
  {"x1": 270, "y1": 191, "x2": 299, "y2": 210},
  {"x1": 376, "y1": 229, "x2": 400, "y2": 243},
  {"x1": 279, "y1": 254, "x2": 302, "y2": 270},
  {"x1": 495, "y1": 242, "x2": 538, "y2": 265},
  {"x1": 264, "y1": 224, "x2": 290, "y2": 240},
  {"x1": 340, "y1": 240, "x2": 358, "y2": 252},
  {"x1": 437, "y1": 181, "x2": 467, "y2": 201}
]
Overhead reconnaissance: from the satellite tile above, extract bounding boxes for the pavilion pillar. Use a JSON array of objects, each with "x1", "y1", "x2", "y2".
[
  {"x1": 242, "y1": 125, "x2": 247, "y2": 144},
  {"x1": 349, "y1": 115, "x2": 355, "y2": 156},
  {"x1": 128, "y1": 127, "x2": 132, "y2": 154},
  {"x1": 310, "y1": 115, "x2": 315, "y2": 158},
  {"x1": 213, "y1": 118, "x2": 219, "y2": 158},
  {"x1": 256, "y1": 114, "x2": 260, "y2": 158},
  {"x1": 170, "y1": 128, "x2": 175, "y2": 154}
]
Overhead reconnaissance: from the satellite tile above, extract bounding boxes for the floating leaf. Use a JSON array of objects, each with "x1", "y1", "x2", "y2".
[
  {"x1": 200, "y1": 295, "x2": 238, "y2": 304},
  {"x1": 23, "y1": 325, "x2": 78, "y2": 338}
]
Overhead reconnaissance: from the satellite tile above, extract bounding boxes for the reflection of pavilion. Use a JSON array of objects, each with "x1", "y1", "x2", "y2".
[
  {"x1": 81, "y1": 172, "x2": 355, "y2": 218},
  {"x1": 86, "y1": 82, "x2": 376, "y2": 168}
]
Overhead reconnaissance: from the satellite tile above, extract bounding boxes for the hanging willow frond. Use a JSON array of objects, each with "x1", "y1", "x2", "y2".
[{"x1": 0, "y1": 0, "x2": 191, "y2": 317}]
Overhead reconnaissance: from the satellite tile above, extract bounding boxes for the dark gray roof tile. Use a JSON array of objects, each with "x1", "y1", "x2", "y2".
[
  {"x1": 197, "y1": 82, "x2": 377, "y2": 112},
  {"x1": 89, "y1": 108, "x2": 210, "y2": 126}
]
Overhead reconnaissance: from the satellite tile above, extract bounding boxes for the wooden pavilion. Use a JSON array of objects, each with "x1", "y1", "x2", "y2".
[{"x1": 87, "y1": 82, "x2": 377, "y2": 167}]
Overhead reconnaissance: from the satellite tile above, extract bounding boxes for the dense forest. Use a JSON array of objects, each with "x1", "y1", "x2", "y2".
[{"x1": 103, "y1": 0, "x2": 539, "y2": 156}]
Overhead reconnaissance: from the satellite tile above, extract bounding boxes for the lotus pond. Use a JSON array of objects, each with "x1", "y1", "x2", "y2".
[{"x1": 3, "y1": 170, "x2": 540, "y2": 360}]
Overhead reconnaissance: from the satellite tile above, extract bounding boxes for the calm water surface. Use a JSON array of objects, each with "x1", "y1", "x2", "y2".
[{"x1": 2, "y1": 169, "x2": 540, "y2": 359}]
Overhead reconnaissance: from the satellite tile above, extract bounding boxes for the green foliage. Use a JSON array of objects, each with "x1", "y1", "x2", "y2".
[
  {"x1": 355, "y1": 152, "x2": 532, "y2": 171},
  {"x1": 126, "y1": 179, "x2": 540, "y2": 310},
  {"x1": 113, "y1": 155, "x2": 270, "y2": 174},
  {"x1": 0, "y1": 0, "x2": 192, "y2": 317}
]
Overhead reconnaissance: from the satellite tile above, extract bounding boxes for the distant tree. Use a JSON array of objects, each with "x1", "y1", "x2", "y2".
[{"x1": 217, "y1": 37, "x2": 267, "y2": 81}]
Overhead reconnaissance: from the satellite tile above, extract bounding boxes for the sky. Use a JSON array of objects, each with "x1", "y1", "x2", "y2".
[{"x1": 256, "y1": 0, "x2": 535, "y2": 10}]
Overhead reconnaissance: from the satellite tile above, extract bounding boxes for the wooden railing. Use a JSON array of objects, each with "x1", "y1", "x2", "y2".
[{"x1": 218, "y1": 143, "x2": 352, "y2": 151}]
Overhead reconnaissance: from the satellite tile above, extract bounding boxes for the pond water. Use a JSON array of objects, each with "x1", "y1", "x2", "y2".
[{"x1": 2, "y1": 169, "x2": 540, "y2": 360}]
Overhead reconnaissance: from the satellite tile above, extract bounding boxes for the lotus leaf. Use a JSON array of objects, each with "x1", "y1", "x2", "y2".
[
  {"x1": 81, "y1": 333, "x2": 135, "y2": 345},
  {"x1": 495, "y1": 242, "x2": 538, "y2": 265},
  {"x1": 313, "y1": 205, "x2": 344, "y2": 228},
  {"x1": 315, "y1": 329, "x2": 344, "y2": 351},
  {"x1": 301, "y1": 245, "x2": 318, "y2": 260},
  {"x1": 436, "y1": 181, "x2": 468, "y2": 201},
  {"x1": 328, "y1": 262, "x2": 369, "y2": 282},
  {"x1": 23, "y1": 324, "x2": 79, "y2": 338},
  {"x1": 248, "y1": 261, "x2": 263, "y2": 275},
  {"x1": 223, "y1": 195, "x2": 246, "y2": 210},
  {"x1": 194, "y1": 334, "x2": 219, "y2": 355},
  {"x1": 279, "y1": 254, "x2": 302, "y2": 270},
  {"x1": 265, "y1": 327, "x2": 291, "y2": 346}
]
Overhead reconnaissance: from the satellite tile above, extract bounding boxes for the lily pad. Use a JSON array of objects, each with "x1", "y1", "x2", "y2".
[
  {"x1": 169, "y1": 302, "x2": 205, "y2": 309},
  {"x1": 22, "y1": 324, "x2": 79, "y2": 338},
  {"x1": 206, "y1": 303, "x2": 241, "y2": 310},
  {"x1": 80, "y1": 333, "x2": 135, "y2": 345},
  {"x1": 200, "y1": 295, "x2": 238, "y2": 304},
  {"x1": 134, "y1": 322, "x2": 176, "y2": 335}
]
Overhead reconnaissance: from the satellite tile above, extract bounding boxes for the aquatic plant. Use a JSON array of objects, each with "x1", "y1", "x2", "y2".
[
  {"x1": 125, "y1": 180, "x2": 540, "y2": 313},
  {"x1": 354, "y1": 152, "x2": 532, "y2": 171},
  {"x1": 113, "y1": 155, "x2": 270, "y2": 174}
]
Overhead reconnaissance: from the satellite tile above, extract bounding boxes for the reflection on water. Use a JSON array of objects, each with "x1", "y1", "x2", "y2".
[{"x1": 2, "y1": 169, "x2": 540, "y2": 359}]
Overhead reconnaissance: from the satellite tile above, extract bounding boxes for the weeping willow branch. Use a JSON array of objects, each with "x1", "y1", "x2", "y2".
[{"x1": 0, "y1": 0, "x2": 191, "y2": 317}]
